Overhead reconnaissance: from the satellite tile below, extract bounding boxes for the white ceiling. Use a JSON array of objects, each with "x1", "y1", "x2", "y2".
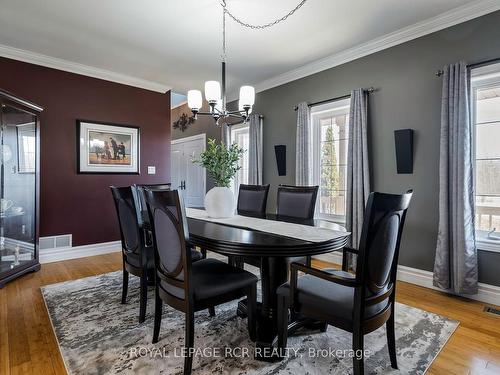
[{"x1": 0, "y1": 0, "x2": 498, "y2": 97}]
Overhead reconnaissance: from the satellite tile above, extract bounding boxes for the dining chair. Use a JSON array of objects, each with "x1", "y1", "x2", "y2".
[
  {"x1": 110, "y1": 186, "x2": 155, "y2": 323},
  {"x1": 277, "y1": 184, "x2": 319, "y2": 268},
  {"x1": 231, "y1": 184, "x2": 270, "y2": 269},
  {"x1": 134, "y1": 184, "x2": 211, "y2": 315},
  {"x1": 277, "y1": 190, "x2": 413, "y2": 375},
  {"x1": 133, "y1": 184, "x2": 203, "y2": 260},
  {"x1": 237, "y1": 184, "x2": 270, "y2": 216},
  {"x1": 132, "y1": 183, "x2": 171, "y2": 230},
  {"x1": 145, "y1": 188, "x2": 258, "y2": 375}
]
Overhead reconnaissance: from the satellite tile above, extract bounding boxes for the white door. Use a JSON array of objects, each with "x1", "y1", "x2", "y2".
[{"x1": 171, "y1": 134, "x2": 206, "y2": 207}]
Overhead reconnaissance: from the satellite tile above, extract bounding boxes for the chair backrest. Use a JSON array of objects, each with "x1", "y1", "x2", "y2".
[
  {"x1": 355, "y1": 190, "x2": 413, "y2": 313},
  {"x1": 237, "y1": 184, "x2": 270, "y2": 216},
  {"x1": 144, "y1": 188, "x2": 191, "y2": 301},
  {"x1": 277, "y1": 185, "x2": 319, "y2": 219},
  {"x1": 132, "y1": 183, "x2": 171, "y2": 227},
  {"x1": 110, "y1": 186, "x2": 145, "y2": 266}
]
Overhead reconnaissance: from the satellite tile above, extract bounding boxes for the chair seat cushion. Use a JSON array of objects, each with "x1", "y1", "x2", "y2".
[
  {"x1": 125, "y1": 246, "x2": 155, "y2": 270},
  {"x1": 277, "y1": 269, "x2": 388, "y2": 323},
  {"x1": 190, "y1": 248, "x2": 203, "y2": 262},
  {"x1": 160, "y1": 258, "x2": 258, "y2": 301}
]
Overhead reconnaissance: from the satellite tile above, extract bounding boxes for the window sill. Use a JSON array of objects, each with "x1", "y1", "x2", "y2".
[{"x1": 476, "y1": 232, "x2": 500, "y2": 253}]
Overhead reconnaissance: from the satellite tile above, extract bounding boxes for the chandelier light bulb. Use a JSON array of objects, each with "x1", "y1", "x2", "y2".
[
  {"x1": 205, "y1": 81, "x2": 221, "y2": 103},
  {"x1": 187, "y1": 90, "x2": 202, "y2": 110},
  {"x1": 239, "y1": 86, "x2": 255, "y2": 107}
]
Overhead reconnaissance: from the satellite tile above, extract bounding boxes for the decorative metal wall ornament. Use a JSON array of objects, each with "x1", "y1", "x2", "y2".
[{"x1": 173, "y1": 113, "x2": 195, "y2": 132}]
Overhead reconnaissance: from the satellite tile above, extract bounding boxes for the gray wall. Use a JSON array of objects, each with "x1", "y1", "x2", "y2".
[
  {"x1": 245, "y1": 11, "x2": 500, "y2": 286},
  {"x1": 171, "y1": 102, "x2": 223, "y2": 191}
]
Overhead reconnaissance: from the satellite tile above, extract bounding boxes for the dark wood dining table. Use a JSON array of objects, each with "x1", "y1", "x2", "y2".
[{"x1": 186, "y1": 212, "x2": 350, "y2": 355}]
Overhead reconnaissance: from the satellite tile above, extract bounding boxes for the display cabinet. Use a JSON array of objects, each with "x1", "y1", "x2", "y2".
[{"x1": 0, "y1": 89, "x2": 42, "y2": 288}]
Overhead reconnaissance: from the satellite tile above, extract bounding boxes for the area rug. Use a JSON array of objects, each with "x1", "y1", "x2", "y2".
[{"x1": 41, "y1": 270, "x2": 458, "y2": 375}]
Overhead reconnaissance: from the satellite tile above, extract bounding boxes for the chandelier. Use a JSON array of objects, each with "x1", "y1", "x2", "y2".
[{"x1": 187, "y1": 0, "x2": 308, "y2": 125}]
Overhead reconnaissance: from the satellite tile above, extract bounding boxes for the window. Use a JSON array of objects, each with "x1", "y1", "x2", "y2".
[
  {"x1": 16, "y1": 123, "x2": 36, "y2": 173},
  {"x1": 311, "y1": 98, "x2": 350, "y2": 222},
  {"x1": 471, "y1": 62, "x2": 500, "y2": 247},
  {"x1": 230, "y1": 123, "x2": 249, "y2": 193}
]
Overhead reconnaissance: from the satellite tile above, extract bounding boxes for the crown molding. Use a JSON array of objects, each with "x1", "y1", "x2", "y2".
[
  {"x1": 0, "y1": 44, "x2": 171, "y2": 93},
  {"x1": 249, "y1": 0, "x2": 500, "y2": 97}
]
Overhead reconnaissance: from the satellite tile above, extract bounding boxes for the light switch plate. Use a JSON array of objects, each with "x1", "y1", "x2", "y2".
[{"x1": 147, "y1": 166, "x2": 156, "y2": 175}]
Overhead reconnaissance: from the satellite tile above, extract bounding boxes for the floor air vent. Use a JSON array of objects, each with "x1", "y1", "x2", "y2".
[{"x1": 484, "y1": 306, "x2": 500, "y2": 316}]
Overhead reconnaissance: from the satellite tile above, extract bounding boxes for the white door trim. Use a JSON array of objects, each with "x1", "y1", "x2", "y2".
[
  {"x1": 172, "y1": 133, "x2": 206, "y2": 145},
  {"x1": 171, "y1": 133, "x2": 206, "y2": 203}
]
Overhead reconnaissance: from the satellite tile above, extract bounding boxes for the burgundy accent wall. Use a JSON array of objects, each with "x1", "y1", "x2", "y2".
[{"x1": 0, "y1": 57, "x2": 171, "y2": 246}]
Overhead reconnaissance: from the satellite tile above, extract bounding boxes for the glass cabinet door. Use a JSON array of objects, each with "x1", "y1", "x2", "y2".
[{"x1": 0, "y1": 103, "x2": 37, "y2": 275}]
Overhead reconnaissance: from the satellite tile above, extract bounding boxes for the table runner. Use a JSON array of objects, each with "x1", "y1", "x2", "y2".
[{"x1": 186, "y1": 208, "x2": 349, "y2": 243}]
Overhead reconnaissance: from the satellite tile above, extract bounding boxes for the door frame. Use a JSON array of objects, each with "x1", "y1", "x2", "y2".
[{"x1": 171, "y1": 133, "x2": 207, "y2": 198}]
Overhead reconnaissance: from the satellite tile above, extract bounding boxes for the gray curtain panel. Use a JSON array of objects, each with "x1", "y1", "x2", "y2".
[
  {"x1": 296, "y1": 102, "x2": 311, "y2": 185},
  {"x1": 346, "y1": 88, "x2": 370, "y2": 258},
  {"x1": 433, "y1": 61, "x2": 478, "y2": 295},
  {"x1": 248, "y1": 114, "x2": 263, "y2": 185}
]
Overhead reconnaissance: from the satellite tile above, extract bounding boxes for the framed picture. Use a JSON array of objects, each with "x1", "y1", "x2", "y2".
[{"x1": 76, "y1": 120, "x2": 140, "y2": 174}]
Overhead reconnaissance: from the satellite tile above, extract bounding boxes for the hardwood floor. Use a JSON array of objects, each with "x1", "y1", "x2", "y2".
[{"x1": 0, "y1": 253, "x2": 499, "y2": 375}]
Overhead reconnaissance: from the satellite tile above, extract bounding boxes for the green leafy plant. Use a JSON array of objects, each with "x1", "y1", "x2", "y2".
[{"x1": 194, "y1": 138, "x2": 244, "y2": 188}]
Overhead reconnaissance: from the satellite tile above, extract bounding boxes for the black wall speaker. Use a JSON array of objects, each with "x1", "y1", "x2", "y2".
[
  {"x1": 394, "y1": 129, "x2": 414, "y2": 174},
  {"x1": 274, "y1": 145, "x2": 286, "y2": 176}
]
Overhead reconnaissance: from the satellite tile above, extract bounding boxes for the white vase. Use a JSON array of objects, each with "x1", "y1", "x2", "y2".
[{"x1": 204, "y1": 187, "x2": 235, "y2": 218}]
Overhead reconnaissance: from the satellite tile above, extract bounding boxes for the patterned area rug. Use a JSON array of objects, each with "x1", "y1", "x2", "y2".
[{"x1": 41, "y1": 270, "x2": 458, "y2": 375}]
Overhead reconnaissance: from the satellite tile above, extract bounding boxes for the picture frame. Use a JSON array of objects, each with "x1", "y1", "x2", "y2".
[{"x1": 76, "y1": 120, "x2": 140, "y2": 174}]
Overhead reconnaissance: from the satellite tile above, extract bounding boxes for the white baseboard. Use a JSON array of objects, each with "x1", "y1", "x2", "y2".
[
  {"x1": 396, "y1": 265, "x2": 500, "y2": 307},
  {"x1": 315, "y1": 254, "x2": 500, "y2": 306},
  {"x1": 40, "y1": 240, "x2": 121, "y2": 263}
]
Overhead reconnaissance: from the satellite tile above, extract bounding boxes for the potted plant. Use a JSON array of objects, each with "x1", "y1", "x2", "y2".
[{"x1": 194, "y1": 138, "x2": 244, "y2": 218}]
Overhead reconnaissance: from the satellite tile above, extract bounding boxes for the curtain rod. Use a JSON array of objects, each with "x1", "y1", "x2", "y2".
[
  {"x1": 435, "y1": 57, "x2": 500, "y2": 77},
  {"x1": 293, "y1": 87, "x2": 375, "y2": 111}
]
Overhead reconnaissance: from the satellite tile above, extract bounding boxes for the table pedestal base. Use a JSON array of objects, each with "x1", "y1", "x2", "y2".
[{"x1": 236, "y1": 257, "x2": 328, "y2": 362}]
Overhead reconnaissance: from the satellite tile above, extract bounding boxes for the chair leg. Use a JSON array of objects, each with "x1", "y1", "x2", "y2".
[
  {"x1": 201, "y1": 248, "x2": 207, "y2": 259},
  {"x1": 184, "y1": 311, "x2": 195, "y2": 375},
  {"x1": 319, "y1": 322, "x2": 328, "y2": 332},
  {"x1": 386, "y1": 311, "x2": 398, "y2": 369},
  {"x1": 152, "y1": 286, "x2": 163, "y2": 344},
  {"x1": 246, "y1": 284, "x2": 257, "y2": 341},
  {"x1": 277, "y1": 294, "x2": 289, "y2": 355},
  {"x1": 352, "y1": 330, "x2": 364, "y2": 375},
  {"x1": 139, "y1": 274, "x2": 148, "y2": 323},
  {"x1": 208, "y1": 307, "x2": 216, "y2": 317},
  {"x1": 305, "y1": 256, "x2": 312, "y2": 267},
  {"x1": 121, "y1": 269, "x2": 129, "y2": 304}
]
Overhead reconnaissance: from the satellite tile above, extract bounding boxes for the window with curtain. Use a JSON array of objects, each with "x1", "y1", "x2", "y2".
[
  {"x1": 230, "y1": 123, "x2": 249, "y2": 192},
  {"x1": 471, "y1": 62, "x2": 500, "y2": 247},
  {"x1": 311, "y1": 98, "x2": 350, "y2": 222}
]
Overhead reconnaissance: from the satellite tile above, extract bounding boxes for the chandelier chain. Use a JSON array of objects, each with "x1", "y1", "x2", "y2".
[{"x1": 222, "y1": 0, "x2": 308, "y2": 30}]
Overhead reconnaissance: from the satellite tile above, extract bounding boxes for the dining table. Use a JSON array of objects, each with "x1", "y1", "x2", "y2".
[{"x1": 185, "y1": 209, "x2": 350, "y2": 358}]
